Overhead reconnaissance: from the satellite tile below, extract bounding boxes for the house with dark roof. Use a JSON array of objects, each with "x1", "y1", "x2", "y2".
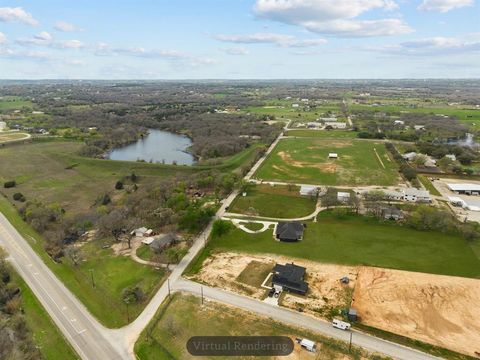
[
  {"x1": 272, "y1": 263, "x2": 308, "y2": 295},
  {"x1": 150, "y1": 233, "x2": 176, "y2": 253},
  {"x1": 381, "y1": 205, "x2": 404, "y2": 221},
  {"x1": 275, "y1": 222, "x2": 304, "y2": 242}
]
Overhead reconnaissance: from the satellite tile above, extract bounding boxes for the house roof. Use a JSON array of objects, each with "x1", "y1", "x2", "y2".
[
  {"x1": 150, "y1": 234, "x2": 176, "y2": 251},
  {"x1": 273, "y1": 263, "x2": 308, "y2": 293},
  {"x1": 275, "y1": 222, "x2": 304, "y2": 241},
  {"x1": 448, "y1": 183, "x2": 480, "y2": 192},
  {"x1": 403, "y1": 188, "x2": 430, "y2": 198}
]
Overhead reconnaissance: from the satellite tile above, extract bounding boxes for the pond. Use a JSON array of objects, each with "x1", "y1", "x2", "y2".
[{"x1": 108, "y1": 129, "x2": 195, "y2": 165}]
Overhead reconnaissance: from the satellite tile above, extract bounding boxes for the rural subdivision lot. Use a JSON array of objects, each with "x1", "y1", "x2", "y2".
[{"x1": 255, "y1": 138, "x2": 400, "y2": 186}]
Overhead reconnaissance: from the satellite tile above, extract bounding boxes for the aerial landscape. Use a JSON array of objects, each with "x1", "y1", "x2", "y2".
[{"x1": 1, "y1": 1, "x2": 480, "y2": 360}]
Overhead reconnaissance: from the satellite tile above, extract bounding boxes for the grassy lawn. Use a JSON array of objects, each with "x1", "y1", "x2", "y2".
[
  {"x1": 348, "y1": 103, "x2": 480, "y2": 127},
  {"x1": 135, "y1": 293, "x2": 388, "y2": 360},
  {"x1": 0, "y1": 97, "x2": 33, "y2": 110},
  {"x1": 193, "y1": 213, "x2": 480, "y2": 278},
  {"x1": 418, "y1": 175, "x2": 441, "y2": 196},
  {"x1": 12, "y1": 272, "x2": 79, "y2": 360},
  {"x1": 255, "y1": 138, "x2": 400, "y2": 186},
  {"x1": 0, "y1": 132, "x2": 30, "y2": 143},
  {"x1": 286, "y1": 130, "x2": 357, "y2": 138},
  {"x1": 240, "y1": 222, "x2": 265, "y2": 231},
  {"x1": 230, "y1": 184, "x2": 317, "y2": 218},
  {"x1": 236, "y1": 260, "x2": 273, "y2": 287},
  {"x1": 0, "y1": 195, "x2": 167, "y2": 328}
]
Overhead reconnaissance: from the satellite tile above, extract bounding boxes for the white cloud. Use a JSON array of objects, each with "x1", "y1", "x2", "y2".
[
  {"x1": 54, "y1": 21, "x2": 82, "y2": 32},
  {"x1": 0, "y1": 7, "x2": 38, "y2": 26},
  {"x1": 56, "y1": 39, "x2": 85, "y2": 49},
  {"x1": 34, "y1": 31, "x2": 53, "y2": 41},
  {"x1": 370, "y1": 35, "x2": 480, "y2": 55},
  {"x1": 418, "y1": 0, "x2": 474, "y2": 12},
  {"x1": 253, "y1": 0, "x2": 411, "y2": 37},
  {"x1": 16, "y1": 32, "x2": 85, "y2": 49},
  {"x1": 0, "y1": 32, "x2": 6, "y2": 44},
  {"x1": 222, "y1": 47, "x2": 250, "y2": 55},
  {"x1": 214, "y1": 32, "x2": 327, "y2": 47}
]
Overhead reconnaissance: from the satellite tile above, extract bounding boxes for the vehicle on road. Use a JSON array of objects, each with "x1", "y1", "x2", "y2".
[{"x1": 332, "y1": 319, "x2": 351, "y2": 330}]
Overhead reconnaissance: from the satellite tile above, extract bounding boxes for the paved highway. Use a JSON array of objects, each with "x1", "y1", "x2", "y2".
[{"x1": 0, "y1": 212, "x2": 126, "y2": 360}]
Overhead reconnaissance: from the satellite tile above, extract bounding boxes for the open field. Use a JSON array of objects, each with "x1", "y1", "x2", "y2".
[
  {"x1": 0, "y1": 132, "x2": 30, "y2": 143},
  {"x1": 255, "y1": 138, "x2": 400, "y2": 186},
  {"x1": 0, "y1": 97, "x2": 33, "y2": 110},
  {"x1": 286, "y1": 130, "x2": 357, "y2": 138},
  {"x1": 0, "y1": 195, "x2": 167, "y2": 327},
  {"x1": 189, "y1": 214, "x2": 480, "y2": 278},
  {"x1": 353, "y1": 267, "x2": 480, "y2": 358},
  {"x1": 135, "y1": 293, "x2": 389, "y2": 360},
  {"x1": 11, "y1": 270, "x2": 79, "y2": 360},
  {"x1": 348, "y1": 103, "x2": 480, "y2": 127},
  {"x1": 229, "y1": 184, "x2": 317, "y2": 218},
  {"x1": 0, "y1": 140, "x2": 259, "y2": 217}
]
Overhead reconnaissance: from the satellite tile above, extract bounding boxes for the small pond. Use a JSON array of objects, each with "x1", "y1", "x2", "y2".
[{"x1": 109, "y1": 129, "x2": 194, "y2": 165}]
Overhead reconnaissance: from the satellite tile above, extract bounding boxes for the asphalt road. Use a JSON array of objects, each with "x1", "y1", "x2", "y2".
[
  {"x1": 174, "y1": 280, "x2": 441, "y2": 360},
  {"x1": 0, "y1": 213, "x2": 126, "y2": 360}
]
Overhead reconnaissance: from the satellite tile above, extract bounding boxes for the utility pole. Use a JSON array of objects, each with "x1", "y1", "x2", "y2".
[
  {"x1": 167, "y1": 278, "x2": 171, "y2": 296},
  {"x1": 126, "y1": 302, "x2": 130, "y2": 322},
  {"x1": 349, "y1": 332, "x2": 353, "y2": 352},
  {"x1": 89, "y1": 269, "x2": 95, "y2": 288},
  {"x1": 201, "y1": 286, "x2": 204, "y2": 304}
]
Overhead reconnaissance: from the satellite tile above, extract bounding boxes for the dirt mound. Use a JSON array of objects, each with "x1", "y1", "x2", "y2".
[{"x1": 353, "y1": 267, "x2": 480, "y2": 357}]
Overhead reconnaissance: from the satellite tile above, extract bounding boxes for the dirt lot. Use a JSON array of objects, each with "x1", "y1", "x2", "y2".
[
  {"x1": 353, "y1": 266, "x2": 480, "y2": 357},
  {"x1": 191, "y1": 252, "x2": 357, "y2": 317}
]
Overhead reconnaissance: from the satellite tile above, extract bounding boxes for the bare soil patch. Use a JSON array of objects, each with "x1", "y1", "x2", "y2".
[
  {"x1": 277, "y1": 151, "x2": 337, "y2": 172},
  {"x1": 191, "y1": 252, "x2": 357, "y2": 317},
  {"x1": 353, "y1": 266, "x2": 480, "y2": 357}
]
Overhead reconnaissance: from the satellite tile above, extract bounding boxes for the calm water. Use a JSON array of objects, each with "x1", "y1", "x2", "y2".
[{"x1": 109, "y1": 129, "x2": 194, "y2": 165}]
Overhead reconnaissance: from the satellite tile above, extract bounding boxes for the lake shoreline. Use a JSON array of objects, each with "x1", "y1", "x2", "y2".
[{"x1": 107, "y1": 128, "x2": 196, "y2": 165}]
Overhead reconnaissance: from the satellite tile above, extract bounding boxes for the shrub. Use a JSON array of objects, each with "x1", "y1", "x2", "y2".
[
  {"x1": 4, "y1": 181, "x2": 16, "y2": 188},
  {"x1": 115, "y1": 181, "x2": 124, "y2": 190},
  {"x1": 12, "y1": 193, "x2": 26, "y2": 202}
]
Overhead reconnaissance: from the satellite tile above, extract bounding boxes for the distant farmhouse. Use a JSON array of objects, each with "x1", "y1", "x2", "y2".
[
  {"x1": 403, "y1": 188, "x2": 431, "y2": 203},
  {"x1": 325, "y1": 121, "x2": 347, "y2": 129},
  {"x1": 275, "y1": 222, "x2": 304, "y2": 242},
  {"x1": 272, "y1": 263, "x2": 308, "y2": 295},
  {"x1": 300, "y1": 185, "x2": 319, "y2": 197}
]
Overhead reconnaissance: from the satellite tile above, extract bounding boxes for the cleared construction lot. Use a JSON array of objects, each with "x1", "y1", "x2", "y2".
[{"x1": 353, "y1": 267, "x2": 480, "y2": 358}]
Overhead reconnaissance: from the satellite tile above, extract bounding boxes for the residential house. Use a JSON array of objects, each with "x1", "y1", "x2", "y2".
[
  {"x1": 325, "y1": 121, "x2": 347, "y2": 129},
  {"x1": 402, "y1": 152, "x2": 417, "y2": 161},
  {"x1": 150, "y1": 233, "x2": 177, "y2": 253},
  {"x1": 381, "y1": 206, "x2": 404, "y2": 220},
  {"x1": 300, "y1": 185, "x2": 319, "y2": 197},
  {"x1": 445, "y1": 154, "x2": 457, "y2": 161},
  {"x1": 275, "y1": 222, "x2": 304, "y2": 242},
  {"x1": 337, "y1": 192, "x2": 351, "y2": 203},
  {"x1": 272, "y1": 263, "x2": 308, "y2": 295},
  {"x1": 402, "y1": 188, "x2": 431, "y2": 203}
]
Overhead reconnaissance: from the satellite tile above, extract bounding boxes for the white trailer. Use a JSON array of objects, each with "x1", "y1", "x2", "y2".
[
  {"x1": 332, "y1": 319, "x2": 351, "y2": 330},
  {"x1": 300, "y1": 338, "x2": 316, "y2": 352}
]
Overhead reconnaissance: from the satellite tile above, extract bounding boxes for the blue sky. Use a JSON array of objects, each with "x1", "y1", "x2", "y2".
[{"x1": 0, "y1": 0, "x2": 479, "y2": 79}]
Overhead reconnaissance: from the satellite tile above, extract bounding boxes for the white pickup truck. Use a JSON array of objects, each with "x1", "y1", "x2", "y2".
[{"x1": 332, "y1": 319, "x2": 351, "y2": 330}]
